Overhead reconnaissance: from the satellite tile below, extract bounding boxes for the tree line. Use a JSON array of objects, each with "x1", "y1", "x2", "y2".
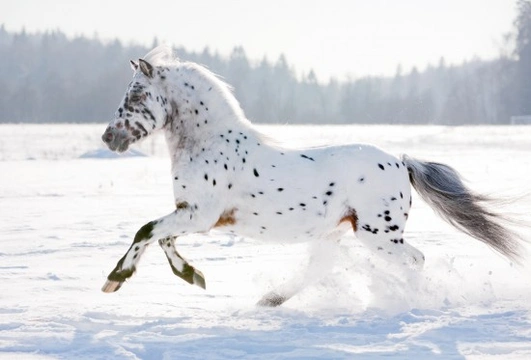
[{"x1": 1, "y1": 1, "x2": 530, "y2": 124}]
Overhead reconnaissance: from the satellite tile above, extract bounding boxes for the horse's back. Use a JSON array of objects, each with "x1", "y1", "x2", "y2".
[
  {"x1": 292, "y1": 143, "x2": 411, "y2": 216},
  {"x1": 269, "y1": 142, "x2": 410, "y2": 196}
]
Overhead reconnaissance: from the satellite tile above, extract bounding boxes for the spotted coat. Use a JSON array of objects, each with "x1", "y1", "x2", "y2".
[{"x1": 100, "y1": 47, "x2": 425, "y2": 300}]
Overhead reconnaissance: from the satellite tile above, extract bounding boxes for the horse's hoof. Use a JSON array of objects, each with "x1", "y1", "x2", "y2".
[
  {"x1": 257, "y1": 292, "x2": 288, "y2": 307},
  {"x1": 193, "y1": 269, "x2": 206, "y2": 289},
  {"x1": 101, "y1": 280, "x2": 123, "y2": 293}
]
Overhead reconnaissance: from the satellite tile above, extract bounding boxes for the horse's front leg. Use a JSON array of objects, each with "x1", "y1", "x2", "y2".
[
  {"x1": 158, "y1": 237, "x2": 206, "y2": 289},
  {"x1": 101, "y1": 207, "x2": 213, "y2": 293}
]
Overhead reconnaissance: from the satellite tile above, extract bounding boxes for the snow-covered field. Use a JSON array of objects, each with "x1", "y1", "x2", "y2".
[{"x1": 1, "y1": 124, "x2": 531, "y2": 359}]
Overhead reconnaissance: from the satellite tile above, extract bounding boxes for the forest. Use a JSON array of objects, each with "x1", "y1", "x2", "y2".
[{"x1": 1, "y1": 0, "x2": 530, "y2": 124}]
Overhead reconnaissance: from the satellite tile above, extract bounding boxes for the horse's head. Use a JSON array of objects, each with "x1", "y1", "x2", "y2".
[{"x1": 102, "y1": 59, "x2": 169, "y2": 152}]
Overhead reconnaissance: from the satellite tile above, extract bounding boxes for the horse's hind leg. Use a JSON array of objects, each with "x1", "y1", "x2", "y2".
[
  {"x1": 359, "y1": 232, "x2": 425, "y2": 270},
  {"x1": 354, "y1": 215, "x2": 425, "y2": 269},
  {"x1": 257, "y1": 239, "x2": 340, "y2": 307}
]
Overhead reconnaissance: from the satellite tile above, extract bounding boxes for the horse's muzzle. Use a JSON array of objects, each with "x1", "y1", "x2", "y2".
[{"x1": 102, "y1": 126, "x2": 130, "y2": 152}]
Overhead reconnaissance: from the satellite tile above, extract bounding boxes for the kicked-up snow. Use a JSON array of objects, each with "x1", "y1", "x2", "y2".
[{"x1": 1, "y1": 124, "x2": 531, "y2": 359}]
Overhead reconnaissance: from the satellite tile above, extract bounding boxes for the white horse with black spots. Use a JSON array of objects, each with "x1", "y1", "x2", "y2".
[{"x1": 101, "y1": 46, "x2": 523, "y2": 306}]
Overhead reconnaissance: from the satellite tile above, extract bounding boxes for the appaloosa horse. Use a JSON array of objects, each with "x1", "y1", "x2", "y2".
[{"x1": 101, "y1": 46, "x2": 522, "y2": 306}]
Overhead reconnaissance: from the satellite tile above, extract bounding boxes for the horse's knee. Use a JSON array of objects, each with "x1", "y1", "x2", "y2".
[
  {"x1": 158, "y1": 237, "x2": 173, "y2": 248},
  {"x1": 134, "y1": 221, "x2": 157, "y2": 243}
]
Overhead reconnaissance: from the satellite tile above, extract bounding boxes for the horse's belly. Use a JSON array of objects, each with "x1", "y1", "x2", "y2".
[{"x1": 214, "y1": 206, "x2": 346, "y2": 243}]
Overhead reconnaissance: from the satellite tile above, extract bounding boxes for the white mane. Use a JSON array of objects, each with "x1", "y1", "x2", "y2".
[
  {"x1": 143, "y1": 45, "x2": 178, "y2": 66},
  {"x1": 144, "y1": 46, "x2": 253, "y2": 133},
  {"x1": 184, "y1": 62, "x2": 246, "y2": 118}
]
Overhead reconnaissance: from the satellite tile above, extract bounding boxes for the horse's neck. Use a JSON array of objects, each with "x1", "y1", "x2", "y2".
[{"x1": 163, "y1": 65, "x2": 259, "y2": 161}]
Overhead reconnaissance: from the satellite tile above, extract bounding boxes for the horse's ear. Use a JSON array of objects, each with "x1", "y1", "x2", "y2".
[
  {"x1": 130, "y1": 60, "x2": 139, "y2": 71},
  {"x1": 138, "y1": 59, "x2": 154, "y2": 78}
]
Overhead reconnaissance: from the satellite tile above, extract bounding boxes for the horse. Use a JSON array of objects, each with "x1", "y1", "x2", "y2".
[{"x1": 100, "y1": 46, "x2": 523, "y2": 306}]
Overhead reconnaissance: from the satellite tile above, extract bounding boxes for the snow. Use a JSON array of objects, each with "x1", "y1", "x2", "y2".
[
  {"x1": 79, "y1": 148, "x2": 147, "y2": 159},
  {"x1": 1, "y1": 124, "x2": 531, "y2": 359}
]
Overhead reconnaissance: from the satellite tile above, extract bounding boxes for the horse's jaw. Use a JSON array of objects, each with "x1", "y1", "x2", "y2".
[{"x1": 110, "y1": 139, "x2": 131, "y2": 153}]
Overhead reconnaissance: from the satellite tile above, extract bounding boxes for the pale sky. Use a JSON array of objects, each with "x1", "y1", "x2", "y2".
[{"x1": 2, "y1": 0, "x2": 517, "y2": 81}]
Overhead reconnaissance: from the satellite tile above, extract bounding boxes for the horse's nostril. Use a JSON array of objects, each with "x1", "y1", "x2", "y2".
[{"x1": 103, "y1": 131, "x2": 114, "y2": 143}]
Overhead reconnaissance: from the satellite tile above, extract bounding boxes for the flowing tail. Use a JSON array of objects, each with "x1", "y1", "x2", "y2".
[{"x1": 401, "y1": 155, "x2": 522, "y2": 262}]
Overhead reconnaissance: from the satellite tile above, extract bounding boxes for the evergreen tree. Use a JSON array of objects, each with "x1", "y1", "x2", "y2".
[
  {"x1": 0, "y1": 15, "x2": 526, "y2": 125},
  {"x1": 514, "y1": 0, "x2": 531, "y2": 115}
]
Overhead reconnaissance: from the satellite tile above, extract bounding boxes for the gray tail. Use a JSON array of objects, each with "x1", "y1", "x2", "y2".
[{"x1": 401, "y1": 154, "x2": 522, "y2": 262}]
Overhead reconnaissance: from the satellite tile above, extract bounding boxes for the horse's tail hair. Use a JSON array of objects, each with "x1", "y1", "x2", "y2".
[{"x1": 401, "y1": 154, "x2": 523, "y2": 262}]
